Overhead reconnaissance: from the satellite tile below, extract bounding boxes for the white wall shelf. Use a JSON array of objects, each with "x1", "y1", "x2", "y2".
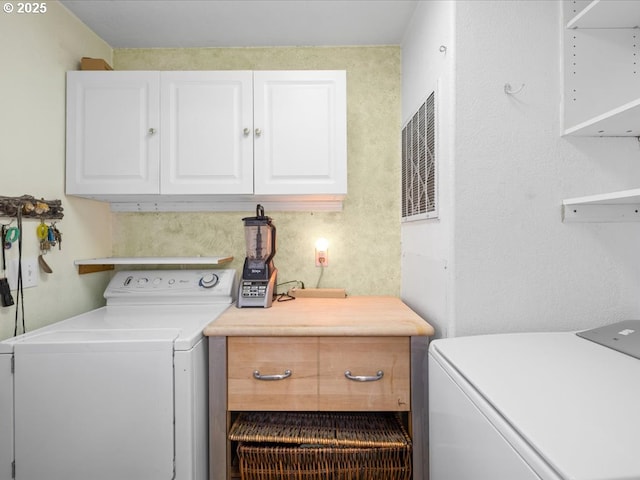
[
  {"x1": 563, "y1": 1, "x2": 640, "y2": 137},
  {"x1": 562, "y1": 189, "x2": 640, "y2": 222},
  {"x1": 564, "y1": 98, "x2": 640, "y2": 137},
  {"x1": 566, "y1": 0, "x2": 640, "y2": 29},
  {"x1": 562, "y1": 0, "x2": 640, "y2": 222},
  {"x1": 74, "y1": 256, "x2": 234, "y2": 274}
]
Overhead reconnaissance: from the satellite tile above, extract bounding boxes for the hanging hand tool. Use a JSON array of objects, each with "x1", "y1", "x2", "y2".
[
  {"x1": 1, "y1": 225, "x2": 15, "y2": 307},
  {"x1": 37, "y1": 220, "x2": 53, "y2": 274}
]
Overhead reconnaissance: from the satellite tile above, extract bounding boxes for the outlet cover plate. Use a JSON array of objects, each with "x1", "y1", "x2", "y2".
[{"x1": 8, "y1": 257, "x2": 38, "y2": 290}]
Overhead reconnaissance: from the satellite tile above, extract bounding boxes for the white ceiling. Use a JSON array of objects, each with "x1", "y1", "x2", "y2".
[{"x1": 60, "y1": 0, "x2": 419, "y2": 48}]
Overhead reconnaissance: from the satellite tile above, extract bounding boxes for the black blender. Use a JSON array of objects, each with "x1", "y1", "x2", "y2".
[{"x1": 237, "y1": 205, "x2": 277, "y2": 308}]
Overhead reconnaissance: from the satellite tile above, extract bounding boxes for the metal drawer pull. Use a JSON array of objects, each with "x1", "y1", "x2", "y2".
[
  {"x1": 344, "y1": 370, "x2": 384, "y2": 382},
  {"x1": 253, "y1": 369, "x2": 292, "y2": 381}
]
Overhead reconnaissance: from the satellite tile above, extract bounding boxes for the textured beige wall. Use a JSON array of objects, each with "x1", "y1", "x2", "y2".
[{"x1": 113, "y1": 47, "x2": 401, "y2": 296}]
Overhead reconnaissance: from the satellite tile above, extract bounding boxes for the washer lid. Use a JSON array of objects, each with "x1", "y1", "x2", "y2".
[
  {"x1": 430, "y1": 332, "x2": 640, "y2": 480},
  {"x1": 11, "y1": 329, "x2": 180, "y2": 353},
  {"x1": 577, "y1": 320, "x2": 640, "y2": 359},
  {"x1": 0, "y1": 303, "x2": 231, "y2": 352}
]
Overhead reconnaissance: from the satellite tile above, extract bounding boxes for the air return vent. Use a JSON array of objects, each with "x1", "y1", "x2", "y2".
[{"x1": 401, "y1": 91, "x2": 437, "y2": 221}]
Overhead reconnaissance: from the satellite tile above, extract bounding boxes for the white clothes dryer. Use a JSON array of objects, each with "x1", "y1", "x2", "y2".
[
  {"x1": 429, "y1": 329, "x2": 640, "y2": 480},
  {"x1": 0, "y1": 269, "x2": 236, "y2": 480}
]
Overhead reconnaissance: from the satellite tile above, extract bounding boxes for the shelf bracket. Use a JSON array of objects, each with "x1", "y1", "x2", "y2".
[{"x1": 562, "y1": 204, "x2": 640, "y2": 223}]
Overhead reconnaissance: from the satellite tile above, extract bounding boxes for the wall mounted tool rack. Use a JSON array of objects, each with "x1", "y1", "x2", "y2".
[{"x1": 0, "y1": 195, "x2": 64, "y2": 220}]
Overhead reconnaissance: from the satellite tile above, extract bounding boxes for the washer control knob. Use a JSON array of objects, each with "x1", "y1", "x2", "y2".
[
  {"x1": 199, "y1": 273, "x2": 219, "y2": 289},
  {"x1": 137, "y1": 278, "x2": 148, "y2": 285},
  {"x1": 153, "y1": 277, "x2": 162, "y2": 285}
]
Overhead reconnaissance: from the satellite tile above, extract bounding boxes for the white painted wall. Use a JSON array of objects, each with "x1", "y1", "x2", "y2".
[
  {"x1": 402, "y1": 0, "x2": 640, "y2": 338},
  {"x1": 0, "y1": 2, "x2": 114, "y2": 340},
  {"x1": 401, "y1": 0, "x2": 456, "y2": 339}
]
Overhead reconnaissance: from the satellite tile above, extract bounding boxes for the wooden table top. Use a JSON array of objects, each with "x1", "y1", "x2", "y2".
[{"x1": 204, "y1": 296, "x2": 434, "y2": 337}]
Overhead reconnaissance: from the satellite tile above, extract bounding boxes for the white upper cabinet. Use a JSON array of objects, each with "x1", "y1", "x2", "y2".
[
  {"x1": 253, "y1": 71, "x2": 347, "y2": 195},
  {"x1": 160, "y1": 71, "x2": 254, "y2": 195},
  {"x1": 65, "y1": 70, "x2": 347, "y2": 209},
  {"x1": 66, "y1": 71, "x2": 160, "y2": 195}
]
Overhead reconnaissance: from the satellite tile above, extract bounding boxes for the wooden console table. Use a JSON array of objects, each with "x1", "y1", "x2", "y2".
[{"x1": 204, "y1": 296, "x2": 434, "y2": 479}]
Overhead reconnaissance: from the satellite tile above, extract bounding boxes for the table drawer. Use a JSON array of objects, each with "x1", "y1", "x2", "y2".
[
  {"x1": 318, "y1": 337, "x2": 410, "y2": 411},
  {"x1": 227, "y1": 337, "x2": 318, "y2": 410}
]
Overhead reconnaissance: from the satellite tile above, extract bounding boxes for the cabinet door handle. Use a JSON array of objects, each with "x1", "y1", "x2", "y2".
[
  {"x1": 344, "y1": 370, "x2": 384, "y2": 382},
  {"x1": 148, "y1": 128, "x2": 156, "y2": 135},
  {"x1": 243, "y1": 128, "x2": 251, "y2": 136},
  {"x1": 255, "y1": 128, "x2": 262, "y2": 137},
  {"x1": 253, "y1": 369, "x2": 292, "y2": 381}
]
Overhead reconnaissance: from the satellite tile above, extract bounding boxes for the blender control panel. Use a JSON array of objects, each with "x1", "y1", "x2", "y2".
[
  {"x1": 238, "y1": 275, "x2": 276, "y2": 308},
  {"x1": 241, "y1": 281, "x2": 268, "y2": 299}
]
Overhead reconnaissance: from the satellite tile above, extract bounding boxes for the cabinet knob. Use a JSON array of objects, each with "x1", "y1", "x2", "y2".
[
  {"x1": 255, "y1": 128, "x2": 262, "y2": 137},
  {"x1": 243, "y1": 128, "x2": 251, "y2": 136},
  {"x1": 148, "y1": 128, "x2": 156, "y2": 135}
]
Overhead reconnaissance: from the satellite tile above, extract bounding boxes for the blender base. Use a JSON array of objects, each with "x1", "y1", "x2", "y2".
[{"x1": 237, "y1": 269, "x2": 277, "y2": 308}]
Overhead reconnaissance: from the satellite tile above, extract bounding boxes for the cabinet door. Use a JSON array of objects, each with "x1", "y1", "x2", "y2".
[
  {"x1": 318, "y1": 337, "x2": 410, "y2": 411},
  {"x1": 161, "y1": 72, "x2": 254, "y2": 194},
  {"x1": 227, "y1": 337, "x2": 318, "y2": 411},
  {"x1": 66, "y1": 71, "x2": 160, "y2": 195},
  {"x1": 253, "y1": 71, "x2": 347, "y2": 195}
]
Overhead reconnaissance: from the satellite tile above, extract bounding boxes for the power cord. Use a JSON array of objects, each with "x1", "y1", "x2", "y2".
[
  {"x1": 275, "y1": 280, "x2": 305, "y2": 302},
  {"x1": 315, "y1": 264, "x2": 325, "y2": 288}
]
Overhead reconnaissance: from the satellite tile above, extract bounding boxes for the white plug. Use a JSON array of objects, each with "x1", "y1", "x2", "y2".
[{"x1": 315, "y1": 238, "x2": 329, "y2": 267}]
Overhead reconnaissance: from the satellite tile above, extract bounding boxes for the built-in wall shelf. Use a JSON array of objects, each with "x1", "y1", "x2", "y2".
[
  {"x1": 563, "y1": 0, "x2": 640, "y2": 137},
  {"x1": 561, "y1": 0, "x2": 640, "y2": 222},
  {"x1": 566, "y1": 0, "x2": 640, "y2": 29},
  {"x1": 562, "y1": 189, "x2": 640, "y2": 222},
  {"x1": 564, "y1": 98, "x2": 640, "y2": 137},
  {"x1": 74, "y1": 256, "x2": 234, "y2": 274}
]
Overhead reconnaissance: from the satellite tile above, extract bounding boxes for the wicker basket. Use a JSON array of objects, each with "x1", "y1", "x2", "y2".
[{"x1": 229, "y1": 412, "x2": 412, "y2": 480}]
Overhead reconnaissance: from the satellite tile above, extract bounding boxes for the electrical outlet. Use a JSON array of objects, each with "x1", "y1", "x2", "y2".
[
  {"x1": 8, "y1": 257, "x2": 39, "y2": 290},
  {"x1": 315, "y1": 249, "x2": 328, "y2": 267},
  {"x1": 315, "y1": 238, "x2": 329, "y2": 267}
]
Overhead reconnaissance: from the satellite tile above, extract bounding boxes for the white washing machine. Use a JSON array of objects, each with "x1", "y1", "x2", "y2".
[
  {"x1": 0, "y1": 269, "x2": 236, "y2": 480},
  {"x1": 429, "y1": 327, "x2": 640, "y2": 480}
]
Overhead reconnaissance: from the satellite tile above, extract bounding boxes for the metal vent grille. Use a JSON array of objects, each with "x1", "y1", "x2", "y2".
[{"x1": 401, "y1": 91, "x2": 437, "y2": 221}]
